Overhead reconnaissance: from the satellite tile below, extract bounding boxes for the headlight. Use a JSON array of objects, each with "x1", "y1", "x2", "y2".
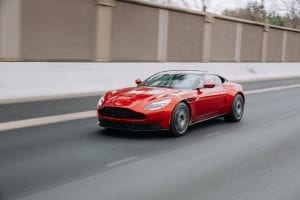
[
  {"x1": 98, "y1": 96, "x2": 105, "y2": 107},
  {"x1": 144, "y1": 99, "x2": 172, "y2": 111}
]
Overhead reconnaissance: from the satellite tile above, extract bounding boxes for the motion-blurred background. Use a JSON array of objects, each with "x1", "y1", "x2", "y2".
[
  {"x1": 0, "y1": 0, "x2": 299, "y2": 62},
  {"x1": 0, "y1": 1, "x2": 300, "y2": 200}
]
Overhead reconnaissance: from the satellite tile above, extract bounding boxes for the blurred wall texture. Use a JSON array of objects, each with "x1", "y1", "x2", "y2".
[{"x1": 0, "y1": 0, "x2": 299, "y2": 62}]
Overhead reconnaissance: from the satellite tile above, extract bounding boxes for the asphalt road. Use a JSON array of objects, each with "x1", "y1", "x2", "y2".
[{"x1": 0, "y1": 78, "x2": 300, "y2": 200}]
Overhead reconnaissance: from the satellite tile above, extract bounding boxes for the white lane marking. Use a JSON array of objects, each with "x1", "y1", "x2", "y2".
[
  {"x1": 245, "y1": 84, "x2": 300, "y2": 95},
  {"x1": 0, "y1": 92, "x2": 101, "y2": 105},
  {"x1": 1, "y1": 83, "x2": 299, "y2": 132},
  {"x1": 204, "y1": 131, "x2": 221, "y2": 138},
  {"x1": 0, "y1": 111, "x2": 96, "y2": 132},
  {"x1": 106, "y1": 157, "x2": 138, "y2": 167}
]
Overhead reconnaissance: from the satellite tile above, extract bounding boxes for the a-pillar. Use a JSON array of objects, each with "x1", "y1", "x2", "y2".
[{"x1": 95, "y1": 0, "x2": 115, "y2": 61}]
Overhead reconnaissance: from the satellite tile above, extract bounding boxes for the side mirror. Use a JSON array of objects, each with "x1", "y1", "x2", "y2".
[
  {"x1": 203, "y1": 82, "x2": 215, "y2": 88},
  {"x1": 135, "y1": 79, "x2": 142, "y2": 86},
  {"x1": 196, "y1": 88, "x2": 202, "y2": 94}
]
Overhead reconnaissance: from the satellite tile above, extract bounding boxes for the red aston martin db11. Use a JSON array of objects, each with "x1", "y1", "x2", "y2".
[{"x1": 97, "y1": 70, "x2": 245, "y2": 136}]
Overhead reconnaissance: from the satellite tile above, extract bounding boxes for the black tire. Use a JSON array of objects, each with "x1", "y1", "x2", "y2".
[
  {"x1": 169, "y1": 102, "x2": 190, "y2": 137},
  {"x1": 224, "y1": 94, "x2": 244, "y2": 122}
]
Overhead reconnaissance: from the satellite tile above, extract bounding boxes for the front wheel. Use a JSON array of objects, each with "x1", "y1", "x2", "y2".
[
  {"x1": 224, "y1": 94, "x2": 244, "y2": 122},
  {"x1": 170, "y1": 102, "x2": 190, "y2": 137}
]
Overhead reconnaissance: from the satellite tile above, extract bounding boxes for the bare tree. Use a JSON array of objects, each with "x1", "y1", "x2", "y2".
[
  {"x1": 150, "y1": 0, "x2": 211, "y2": 12},
  {"x1": 151, "y1": 0, "x2": 190, "y2": 8},
  {"x1": 201, "y1": 0, "x2": 206, "y2": 12},
  {"x1": 223, "y1": 0, "x2": 300, "y2": 29},
  {"x1": 281, "y1": 0, "x2": 300, "y2": 28},
  {"x1": 223, "y1": 2, "x2": 266, "y2": 22}
]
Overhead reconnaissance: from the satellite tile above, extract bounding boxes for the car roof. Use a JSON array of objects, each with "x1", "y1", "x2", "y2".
[
  {"x1": 157, "y1": 70, "x2": 209, "y2": 75},
  {"x1": 155, "y1": 70, "x2": 227, "y2": 81}
]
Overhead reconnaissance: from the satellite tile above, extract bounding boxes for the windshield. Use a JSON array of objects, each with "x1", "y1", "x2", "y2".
[{"x1": 142, "y1": 73, "x2": 200, "y2": 89}]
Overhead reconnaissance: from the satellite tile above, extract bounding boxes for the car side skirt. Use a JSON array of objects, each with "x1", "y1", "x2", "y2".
[{"x1": 190, "y1": 113, "x2": 227, "y2": 126}]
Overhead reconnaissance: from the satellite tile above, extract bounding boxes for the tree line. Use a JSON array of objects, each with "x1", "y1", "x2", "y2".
[
  {"x1": 223, "y1": 1, "x2": 300, "y2": 29},
  {"x1": 150, "y1": 0, "x2": 300, "y2": 29}
]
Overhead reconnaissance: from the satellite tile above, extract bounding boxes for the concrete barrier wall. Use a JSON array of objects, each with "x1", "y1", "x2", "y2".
[
  {"x1": 0, "y1": 0, "x2": 299, "y2": 62},
  {"x1": 286, "y1": 31, "x2": 300, "y2": 62},
  {"x1": 0, "y1": 0, "x2": 21, "y2": 60},
  {"x1": 267, "y1": 28, "x2": 284, "y2": 62},
  {"x1": 1, "y1": 62, "x2": 300, "y2": 101},
  {"x1": 111, "y1": 1, "x2": 159, "y2": 61},
  {"x1": 167, "y1": 11, "x2": 204, "y2": 62},
  {"x1": 21, "y1": 0, "x2": 96, "y2": 61},
  {"x1": 240, "y1": 24, "x2": 263, "y2": 62},
  {"x1": 210, "y1": 19, "x2": 236, "y2": 62}
]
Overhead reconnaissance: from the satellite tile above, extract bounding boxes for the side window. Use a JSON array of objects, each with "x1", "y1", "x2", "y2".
[
  {"x1": 213, "y1": 76, "x2": 222, "y2": 86},
  {"x1": 196, "y1": 76, "x2": 204, "y2": 88},
  {"x1": 204, "y1": 75, "x2": 222, "y2": 86}
]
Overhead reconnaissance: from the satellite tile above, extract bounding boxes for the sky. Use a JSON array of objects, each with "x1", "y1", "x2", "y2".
[
  {"x1": 207, "y1": 0, "x2": 286, "y2": 14},
  {"x1": 150, "y1": 0, "x2": 288, "y2": 14}
]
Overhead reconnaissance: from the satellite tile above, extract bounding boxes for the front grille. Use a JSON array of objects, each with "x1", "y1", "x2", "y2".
[
  {"x1": 99, "y1": 107, "x2": 146, "y2": 119},
  {"x1": 99, "y1": 120, "x2": 161, "y2": 131}
]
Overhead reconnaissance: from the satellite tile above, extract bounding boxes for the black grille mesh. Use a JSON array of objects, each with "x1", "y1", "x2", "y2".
[{"x1": 99, "y1": 107, "x2": 146, "y2": 119}]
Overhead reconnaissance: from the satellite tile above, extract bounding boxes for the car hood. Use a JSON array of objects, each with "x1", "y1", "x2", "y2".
[{"x1": 103, "y1": 86, "x2": 187, "y2": 108}]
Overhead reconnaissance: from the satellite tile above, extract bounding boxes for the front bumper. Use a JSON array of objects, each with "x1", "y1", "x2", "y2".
[
  {"x1": 97, "y1": 108, "x2": 172, "y2": 131},
  {"x1": 98, "y1": 119, "x2": 164, "y2": 131}
]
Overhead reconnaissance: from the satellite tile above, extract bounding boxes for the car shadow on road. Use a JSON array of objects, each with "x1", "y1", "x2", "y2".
[
  {"x1": 98, "y1": 117, "x2": 228, "y2": 140},
  {"x1": 188, "y1": 117, "x2": 227, "y2": 132},
  {"x1": 99, "y1": 128, "x2": 171, "y2": 140}
]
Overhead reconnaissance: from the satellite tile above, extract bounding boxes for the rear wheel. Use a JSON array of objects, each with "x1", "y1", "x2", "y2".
[
  {"x1": 170, "y1": 102, "x2": 190, "y2": 137},
  {"x1": 224, "y1": 94, "x2": 244, "y2": 122}
]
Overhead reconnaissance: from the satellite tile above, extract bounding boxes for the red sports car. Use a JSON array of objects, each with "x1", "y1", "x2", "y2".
[{"x1": 97, "y1": 70, "x2": 245, "y2": 136}]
